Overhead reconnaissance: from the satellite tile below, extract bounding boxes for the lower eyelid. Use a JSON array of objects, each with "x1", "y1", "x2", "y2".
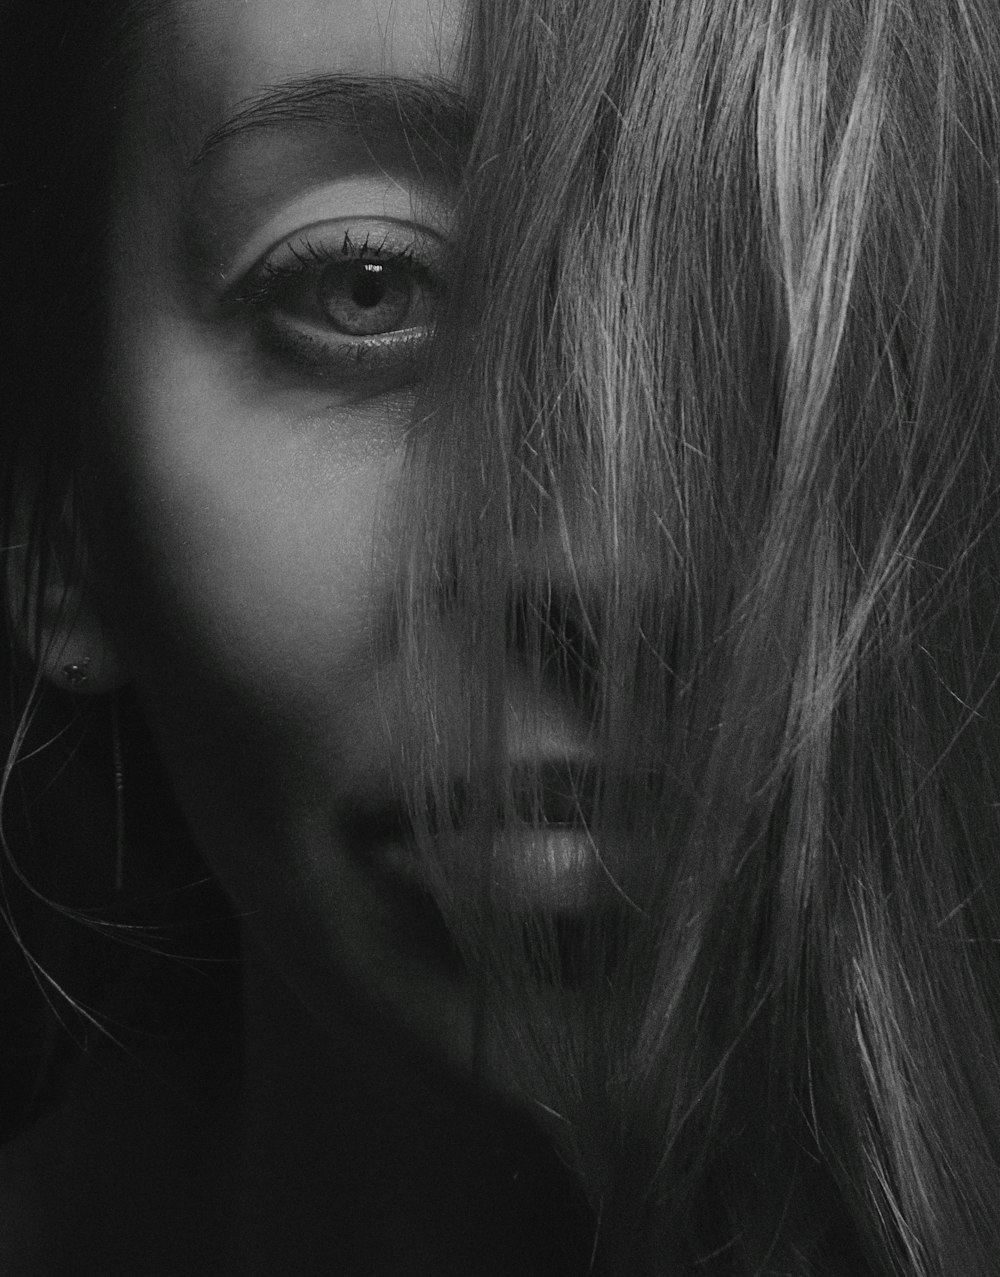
[{"x1": 258, "y1": 314, "x2": 430, "y2": 384}]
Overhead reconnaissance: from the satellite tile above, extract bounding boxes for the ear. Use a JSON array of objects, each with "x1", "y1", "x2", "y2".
[{"x1": 6, "y1": 511, "x2": 127, "y2": 697}]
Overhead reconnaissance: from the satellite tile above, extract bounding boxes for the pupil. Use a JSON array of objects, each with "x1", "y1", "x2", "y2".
[
  {"x1": 351, "y1": 263, "x2": 387, "y2": 309},
  {"x1": 317, "y1": 257, "x2": 413, "y2": 336}
]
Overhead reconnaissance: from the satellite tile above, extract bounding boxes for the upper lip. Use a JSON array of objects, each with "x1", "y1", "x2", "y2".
[{"x1": 337, "y1": 758, "x2": 603, "y2": 850}]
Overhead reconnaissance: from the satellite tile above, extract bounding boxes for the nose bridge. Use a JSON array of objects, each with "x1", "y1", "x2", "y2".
[{"x1": 400, "y1": 488, "x2": 668, "y2": 753}]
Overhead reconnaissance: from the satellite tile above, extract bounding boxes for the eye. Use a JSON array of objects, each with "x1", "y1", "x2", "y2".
[
  {"x1": 231, "y1": 221, "x2": 447, "y2": 388},
  {"x1": 318, "y1": 255, "x2": 418, "y2": 337}
]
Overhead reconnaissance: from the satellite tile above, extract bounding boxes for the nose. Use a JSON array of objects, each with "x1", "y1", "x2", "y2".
[{"x1": 363, "y1": 513, "x2": 649, "y2": 906}]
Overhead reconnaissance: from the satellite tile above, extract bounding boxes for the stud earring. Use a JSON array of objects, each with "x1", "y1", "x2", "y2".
[{"x1": 62, "y1": 657, "x2": 92, "y2": 689}]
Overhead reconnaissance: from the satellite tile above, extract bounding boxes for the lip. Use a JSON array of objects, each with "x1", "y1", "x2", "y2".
[
  {"x1": 336, "y1": 758, "x2": 605, "y2": 847},
  {"x1": 338, "y1": 820, "x2": 614, "y2": 990},
  {"x1": 334, "y1": 760, "x2": 624, "y2": 981},
  {"x1": 354, "y1": 829, "x2": 627, "y2": 994},
  {"x1": 374, "y1": 826, "x2": 602, "y2": 911}
]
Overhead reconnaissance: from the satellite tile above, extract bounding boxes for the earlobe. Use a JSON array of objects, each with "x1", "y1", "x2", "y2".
[
  {"x1": 6, "y1": 521, "x2": 128, "y2": 696},
  {"x1": 41, "y1": 622, "x2": 127, "y2": 696},
  {"x1": 32, "y1": 583, "x2": 127, "y2": 696},
  {"x1": 3, "y1": 487, "x2": 128, "y2": 696}
]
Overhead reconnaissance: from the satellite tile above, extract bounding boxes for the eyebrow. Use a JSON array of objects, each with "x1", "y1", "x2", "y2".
[{"x1": 193, "y1": 73, "x2": 475, "y2": 177}]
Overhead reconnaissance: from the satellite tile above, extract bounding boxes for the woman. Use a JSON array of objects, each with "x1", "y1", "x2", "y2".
[{"x1": 4, "y1": 0, "x2": 1000, "y2": 1271}]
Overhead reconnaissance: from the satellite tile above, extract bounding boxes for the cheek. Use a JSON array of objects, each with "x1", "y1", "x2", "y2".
[
  {"x1": 106, "y1": 318, "x2": 402, "y2": 656},
  {"x1": 91, "y1": 329, "x2": 479, "y2": 1062},
  {"x1": 94, "y1": 312, "x2": 409, "y2": 816}
]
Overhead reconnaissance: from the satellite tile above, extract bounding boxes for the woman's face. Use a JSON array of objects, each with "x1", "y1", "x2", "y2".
[{"x1": 94, "y1": 0, "x2": 507, "y2": 1068}]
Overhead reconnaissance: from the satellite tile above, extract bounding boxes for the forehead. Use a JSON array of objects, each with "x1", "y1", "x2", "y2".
[{"x1": 168, "y1": 0, "x2": 464, "y2": 125}]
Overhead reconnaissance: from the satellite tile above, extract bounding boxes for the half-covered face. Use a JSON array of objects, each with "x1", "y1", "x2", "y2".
[{"x1": 89, "y1": 0, "x2": 598, "y2": 1081}]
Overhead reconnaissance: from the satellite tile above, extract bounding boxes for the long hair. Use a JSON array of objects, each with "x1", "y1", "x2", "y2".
[{"x1": 395, "y1": 0, "x2": 1000, "y2": 1271}]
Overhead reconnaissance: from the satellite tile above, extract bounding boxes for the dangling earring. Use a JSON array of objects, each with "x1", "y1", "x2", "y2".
[
  {"x1": 111, "y1": 692, "x2": 125, "y2": 893},
  {"x1": 56, "y1": 652, "x2": 127, "y2": 889}
]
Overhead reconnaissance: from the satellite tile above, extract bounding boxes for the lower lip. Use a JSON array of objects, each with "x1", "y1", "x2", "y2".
[
  {"x1": 374, "y1": 828, "x2": 602, "y2": 911},
  {"x1": 369, "y1": 835, "x2": 629, "y2": 997},
  {"x1": 360, "y1": 829, "x2": 612, "y2": 988}
]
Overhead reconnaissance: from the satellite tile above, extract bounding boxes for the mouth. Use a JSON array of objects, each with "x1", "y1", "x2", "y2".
[
  {"x1": 335, "y1": 763, "x2": 624, "y2": 986},
  {"x1": 337, "y1": 760, "x2": 608, "y2": 901},
  {"x1": 358, "y1": 852, "x2": 626, "y2": 990}
]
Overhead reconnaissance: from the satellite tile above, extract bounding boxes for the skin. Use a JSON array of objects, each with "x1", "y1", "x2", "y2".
[
  {"x1": 97, "y1": 0, "x2": 476, "y2": 1065},
  {"x1": 62, "y1": 2, "x2": 592, "y2": 1266}
]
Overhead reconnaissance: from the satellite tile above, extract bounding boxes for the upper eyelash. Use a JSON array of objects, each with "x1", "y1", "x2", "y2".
[
  {"x1": 287, "y1": 231, "x2": 418, "y2": 271},
  {"x1": 233, "y1": 230, "x2": 431, "y2": 310}
]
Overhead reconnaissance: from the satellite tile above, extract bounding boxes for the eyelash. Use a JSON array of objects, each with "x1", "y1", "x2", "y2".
[{"x1": 233, "y1": 226, "x2": 445, "y2": 388}]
